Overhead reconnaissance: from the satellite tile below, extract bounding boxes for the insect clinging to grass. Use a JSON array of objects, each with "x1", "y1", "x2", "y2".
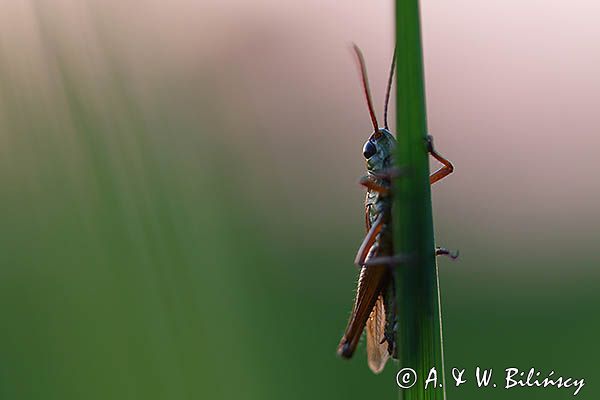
[{"x1": 337, "y1": 44, "x2": 456, "y2": 373}]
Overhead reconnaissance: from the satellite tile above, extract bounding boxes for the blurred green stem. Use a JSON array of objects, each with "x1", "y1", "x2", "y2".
[{"x1": 393, "y1": 1, "x2": 446, "y2": 399}]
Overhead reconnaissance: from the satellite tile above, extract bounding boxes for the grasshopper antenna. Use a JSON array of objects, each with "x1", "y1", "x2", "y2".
[
  {"x1": 352, "y1": 44, "x2": 379, "y2": 132},
  {"x1": 383, "y1": 47, "x2": 397, "y2": 130}
]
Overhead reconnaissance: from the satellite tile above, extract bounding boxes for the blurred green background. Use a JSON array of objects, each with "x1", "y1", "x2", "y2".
[{"x1": 0, "y1": 1, "x2": 598, "y2": 399}]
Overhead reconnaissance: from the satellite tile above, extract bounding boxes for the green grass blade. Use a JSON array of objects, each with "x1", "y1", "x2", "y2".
[{"x1": 394, "y1": 1, "x2": 447, "y2": 399}]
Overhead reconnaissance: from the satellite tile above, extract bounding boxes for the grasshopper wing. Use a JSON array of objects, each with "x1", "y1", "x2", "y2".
[{"x1": 366, "y1": 294, "x2": 389, "y2": 373}]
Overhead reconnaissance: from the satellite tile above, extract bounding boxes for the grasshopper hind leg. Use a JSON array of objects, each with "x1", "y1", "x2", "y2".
[{"x1": 338, "y1": 239, "x2": 391, "y2": 364}]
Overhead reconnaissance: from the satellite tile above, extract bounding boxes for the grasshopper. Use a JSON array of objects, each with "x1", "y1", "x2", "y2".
[{"x1": 337, "y1": 45, "x2": 456, "y2": 373}]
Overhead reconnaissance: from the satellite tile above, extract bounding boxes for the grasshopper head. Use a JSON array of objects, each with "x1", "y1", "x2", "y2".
[
  {"x1": 351, "y1": 44, "x2": 397, "y2": 175},
  {"x1": 363, "y1": 128, "x2": 396, "y2": 173}
]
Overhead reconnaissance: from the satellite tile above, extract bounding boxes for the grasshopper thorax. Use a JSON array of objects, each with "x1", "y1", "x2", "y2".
[{"x1": 363, "y1": 128, "x2": 396, "y2": 174}]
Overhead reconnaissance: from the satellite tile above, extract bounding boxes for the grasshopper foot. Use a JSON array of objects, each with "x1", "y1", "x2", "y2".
[{"x1": 436, "y1": 247, "x2": 459, "y2": 260}]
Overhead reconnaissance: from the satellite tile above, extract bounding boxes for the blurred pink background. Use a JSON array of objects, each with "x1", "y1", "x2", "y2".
[{"x1": 0, "y1": 2, "x2": 598, "y2": 398}]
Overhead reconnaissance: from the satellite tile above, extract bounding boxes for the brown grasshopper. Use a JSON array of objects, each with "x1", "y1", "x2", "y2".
[{"x1": 337, "y1": 45, "x2": 456, "y2": 373}]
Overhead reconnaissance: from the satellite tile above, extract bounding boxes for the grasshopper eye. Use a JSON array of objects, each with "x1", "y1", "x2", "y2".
[{"x1": 363, "y1": 140, "x2": 377, "y2": 159}]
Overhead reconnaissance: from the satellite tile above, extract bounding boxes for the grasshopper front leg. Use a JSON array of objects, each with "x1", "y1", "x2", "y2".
[{"x1": 359, "y1": 176, "x2": 390, "y2": 196}]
